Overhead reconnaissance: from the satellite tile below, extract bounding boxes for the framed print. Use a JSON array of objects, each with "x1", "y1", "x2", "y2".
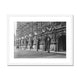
[{"x1": 7, "y1": 15, "x2": 74, "y2": 66}]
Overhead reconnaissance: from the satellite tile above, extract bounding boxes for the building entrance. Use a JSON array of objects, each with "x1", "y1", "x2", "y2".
[{"x1": 58, "y1": 35, "x2": 66, "y2": 51}]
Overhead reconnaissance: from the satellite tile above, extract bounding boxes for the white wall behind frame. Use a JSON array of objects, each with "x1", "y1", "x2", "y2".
[{"x1": 0, "y1": 0, "x2": 79, "y2": 80}]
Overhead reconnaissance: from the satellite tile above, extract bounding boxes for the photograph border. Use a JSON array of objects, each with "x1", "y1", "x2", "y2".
[{"x1": 7, "y1": 15, "x2": 74, "y2": 66}]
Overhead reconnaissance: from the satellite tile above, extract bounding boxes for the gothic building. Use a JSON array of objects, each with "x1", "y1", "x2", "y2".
[{"x1": 15, "y1": 22, "x2": 66, "y2": 52}]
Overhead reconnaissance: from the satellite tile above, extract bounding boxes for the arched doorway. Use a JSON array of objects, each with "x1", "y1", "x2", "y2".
[{"x1": 58, "y1": 35, "x2": 66, "y2": 51}]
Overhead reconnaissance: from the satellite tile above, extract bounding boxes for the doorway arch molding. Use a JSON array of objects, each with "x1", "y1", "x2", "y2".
[{"x1": 56, "y1": 31, "x2": 66, "y2": 51}]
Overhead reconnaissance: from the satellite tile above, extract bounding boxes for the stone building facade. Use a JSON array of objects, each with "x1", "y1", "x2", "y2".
[{"x1": 15, "y1": 22, "x2": 66, "y2": 52}]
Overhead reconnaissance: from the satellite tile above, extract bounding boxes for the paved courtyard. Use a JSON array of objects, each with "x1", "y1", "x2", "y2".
[{"x1": 14, "y1": 48, "x2": 66, "y2": 58}]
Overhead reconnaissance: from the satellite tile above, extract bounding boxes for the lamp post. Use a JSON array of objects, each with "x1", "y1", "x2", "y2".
[
  {"x1": 52, "y1": 24, "x2": 57, "y2": 52},
  {"x1": 34, "y1": 32, "x2": 37, "y2": 50},
  {"x1": 28, "y1": 34, "x2": 32, "y2": 49},
  {"x1": 22, "y1": 37, "x2": 24, "y2": 50}
]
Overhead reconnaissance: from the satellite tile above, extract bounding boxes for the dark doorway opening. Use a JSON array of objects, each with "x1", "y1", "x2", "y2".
[{"x1": 58, "y1": 35, "x2": 66, "y2": 51}]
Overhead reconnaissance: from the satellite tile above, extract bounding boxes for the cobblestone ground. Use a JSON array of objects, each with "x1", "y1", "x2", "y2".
[{"x1": 14, "y1": 48, "x2": 66, "y2": 58}]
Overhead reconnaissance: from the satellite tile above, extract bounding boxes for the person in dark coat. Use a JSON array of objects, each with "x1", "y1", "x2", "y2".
[
  {"x1": 44, "y1": 35, "x2": 51, "y2": 53},
  {"x1": 16, "y1": 40, "x2": 19, "y2": 49},
  {"x1": 37, "y1": 38, "x2": 40, "y2": 51},
  {"x1": 44, "y1": 35, "x2": 48, "y2": 51},
  {"x1": 47, "y1": 36, "x2": 51, "y2": 53},
  {"x1": 30, "y1": 39, "x2": 33, "y2": 49},
  {"x1": 26, "y1": 40, "x2": 28, "y2": 49}
]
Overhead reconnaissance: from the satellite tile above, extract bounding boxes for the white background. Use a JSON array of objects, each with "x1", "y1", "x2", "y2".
[{"x1": 0, "y1": 0, "x2": 79, "y2": 80}]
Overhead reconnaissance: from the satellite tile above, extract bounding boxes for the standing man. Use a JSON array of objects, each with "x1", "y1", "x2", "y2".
[
  {"x1": 44, "y1": 35, "x2": 48, "y2": 51},
  {"x1": 47, "y1": 35, "x2": 51, "y2": 53},
  {"x1": 31, "y1": 39, "x2": 34, "y2": 49},
  {"x1": 37, "y1": 38, "x2": 40, "y2": 51},
  {"x1": 26, "y1": 39, "x2": 28, "y2": 49}
]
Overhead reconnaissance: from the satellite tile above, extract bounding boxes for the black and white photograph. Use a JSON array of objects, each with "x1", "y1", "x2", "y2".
[
  {"x1": 14, "y1": 22, "x2": 66, "y2": 58},
  {"x1": 1, "y1": 0, "x2": 80, "y2": 80},
  {"x1": 8, "y1": 16, "x2": 73, "y2": 65}
]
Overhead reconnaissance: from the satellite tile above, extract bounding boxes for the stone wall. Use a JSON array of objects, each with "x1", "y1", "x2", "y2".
[{"x1": 15, "y1": 22, "x2": 66, "y2": 51}]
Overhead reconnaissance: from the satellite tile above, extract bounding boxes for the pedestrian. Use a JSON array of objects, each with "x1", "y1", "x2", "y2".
[
  {"x1": 47, "y1": 35, "x2": 51, "y2": 53},
  {"x1": 44, "y1": 35, "x2": 48, "y2": 51},
  {"x1": 26, "y1": 40, "x2": 28, "y2": 49},
  {"x1": 31, "y1": 39, "x2": 34, "y2": 49},
  {"x1": 16, "y1": 40, "x2": 19, "y2": 49},
  {"x1": 37, "y1": 38, "x2": 40, "y2": 51},
  {"x1": 30, "y1": 39, "x2": 34, "y2": 49}
]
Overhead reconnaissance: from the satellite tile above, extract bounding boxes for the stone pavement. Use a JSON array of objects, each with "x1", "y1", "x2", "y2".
[
  {"x1": 14, "y1": 48, "x2": 66, "y2": 58},
  {"x1": 14, "y1": 49, "x2": 66, "y2": 58}
]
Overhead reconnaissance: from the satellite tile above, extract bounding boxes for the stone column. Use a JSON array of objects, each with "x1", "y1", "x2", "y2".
[{"x1": 21, "y1": 38, "x2": 24, "y2": 49}]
